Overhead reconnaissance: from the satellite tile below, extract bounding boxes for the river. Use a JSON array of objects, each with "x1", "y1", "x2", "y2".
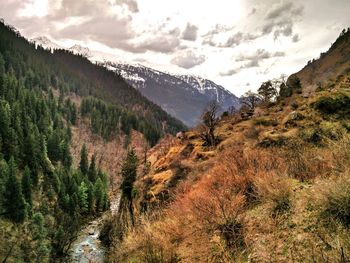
[{"x1": 69, "y1": 194, "x2": 121, "y2": 263}]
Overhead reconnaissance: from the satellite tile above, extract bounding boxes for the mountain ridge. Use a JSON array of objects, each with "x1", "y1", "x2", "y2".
[{"x1": 30, "y1": 36, "x2": 240, "y2": 127}]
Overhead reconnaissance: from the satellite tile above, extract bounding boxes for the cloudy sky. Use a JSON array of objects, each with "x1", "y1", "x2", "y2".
[{"x1": 0, "y1": 0, "x2": 349, "y2": 96}]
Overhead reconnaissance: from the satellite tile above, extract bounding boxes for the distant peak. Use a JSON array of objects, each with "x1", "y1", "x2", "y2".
[
  {"x1": 69, "y1": 44, "x2": 91, "y2": 57},
  {"x1": 31, "y1": 36, "x2": 61, "y2": 50}
]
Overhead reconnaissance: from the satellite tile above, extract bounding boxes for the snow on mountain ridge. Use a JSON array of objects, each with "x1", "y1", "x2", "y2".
[{"x1": 69, "y1": 44, "x2": 92, "y2": 57}]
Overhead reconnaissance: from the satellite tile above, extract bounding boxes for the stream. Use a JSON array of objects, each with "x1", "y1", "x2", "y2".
[{"x1": 69, "y1": 194, "x2": 121, "y2": 263}]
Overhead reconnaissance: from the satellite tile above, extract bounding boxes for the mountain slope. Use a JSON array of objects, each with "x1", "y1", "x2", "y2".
[
  {"x1": 30, "y1": 36, "x2": 240, "y2": 127},
  {"x1": 103, "y1": 29, "x2": 350, "y2": 262},
  {"x1": 290, "y1": 28, "x2": 350, "y2": 94},
  {"x1": 2, "y1": 22, "x2": 186, "y2": 143},
  {"x1": 105, "y1": 62, "x2": 240, "y2": 127}
]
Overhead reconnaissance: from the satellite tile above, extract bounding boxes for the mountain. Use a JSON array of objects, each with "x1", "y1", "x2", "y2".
[
  {"x1": 30, "y1": 36, "x2": 239, "y2": 127},
  {"x1": 31, "y1": 36, "x2": 61, "y2": 50},
  {"x1": 290, "y1": 28, "x2": 350, "y2": 95},
  {"x1": 105, "y1": 62, "x2": 240, "y2": 127},
  {"x1": 69, "y1": 44, "x2": 92, "y2": 57}
]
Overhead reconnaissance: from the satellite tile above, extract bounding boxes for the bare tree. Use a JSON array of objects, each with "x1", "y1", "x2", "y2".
[
  {"x1": 200, "y1": 101, "x2": 220, "y2": 147},
  {"x1": 239, "y1": 91, "x2": 261, "y2": 119}
]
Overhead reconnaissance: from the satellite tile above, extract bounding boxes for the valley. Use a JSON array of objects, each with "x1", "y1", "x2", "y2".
[{"x1": 0, "y1": 3, "x2": 349, "y2": 263}]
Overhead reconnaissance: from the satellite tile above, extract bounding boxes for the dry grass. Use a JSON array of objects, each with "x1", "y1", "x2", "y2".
[{"x1": 105, "y1": 105, "x2": 350, "y2": 262}]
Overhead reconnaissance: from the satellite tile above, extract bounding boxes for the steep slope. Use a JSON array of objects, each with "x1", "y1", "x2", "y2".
[
  {"x1": 290, "y1": 28, "x2": 350, "y2": 94},
  {"x1": 104, "y1": 30, "x2": 350, "y2": 262},
  {"x1": 105, "y1": 62, "x2": 240, "y2": 127},
  {"x1": 0, "y1": 20, "x2": 184, "y2": 262},
  {"x1": 1, "y1": 22, "x2": 186, "y2": 144}
]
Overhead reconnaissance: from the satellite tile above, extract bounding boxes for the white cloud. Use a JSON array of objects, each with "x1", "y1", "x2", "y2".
[{"x1": 0, "y1": 0, "x2": 350, "y2": 96}]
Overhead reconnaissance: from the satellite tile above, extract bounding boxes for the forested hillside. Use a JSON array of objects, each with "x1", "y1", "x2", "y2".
[{"x1": 0, "y1": 20, "x2": 184, "y2": 262}]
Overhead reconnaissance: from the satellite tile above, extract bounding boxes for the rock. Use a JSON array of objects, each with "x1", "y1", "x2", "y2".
[{"x1": 283, "y1": 111, "x2": 305, "y2": 127}]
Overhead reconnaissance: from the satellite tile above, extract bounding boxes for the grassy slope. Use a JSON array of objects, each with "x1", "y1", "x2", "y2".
[{"x1": 106, "y1": 71, "x2": 350, "y2": 262}]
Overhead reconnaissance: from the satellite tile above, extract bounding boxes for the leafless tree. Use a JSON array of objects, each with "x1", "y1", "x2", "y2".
[{"x1": 200, "y1": 101, "x2": 220, "y2": 147}]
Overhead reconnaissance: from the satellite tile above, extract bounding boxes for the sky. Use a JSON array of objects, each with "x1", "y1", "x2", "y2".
[{"x1": 0, "y1": 0, "x2": 349, "y2": 96}]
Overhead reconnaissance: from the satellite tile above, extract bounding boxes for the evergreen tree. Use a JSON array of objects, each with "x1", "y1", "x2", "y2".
[
  {"x1": 22, "y1": 166, "x2": 32, "y2": 209},
  {"x1": 88, "y1": 154, "x2": 97, "y2": 183},
  {"x1": 87, "y1": 182, "x2": 95, "y2": 214},
  {"x1": 31, "y1": 212, "x2": 50, "y2": 262},
  {"x1": 119, "y1": 148, "x2": 138, "y2": 225},
  {"x1": 60, "y1": 140, "x2": 72, "y2": 169},
  {"x1": 4, "y1": 157, "x2": 26, "y2": 222},
  {"x1": 94, "y1": 178, "x2": 105, "y2": 213},
  {"x1": 79, "y1": 144, "x2": 89, "y2": 175},
  {"x1": 120, "y1": 148, "x2": 138, "y2": 200},
  {"x1": 0, "y1": 159, "x2": 9, "y2": 213},
  {"x1": 78, "y1": 181, "x2": 88, "y2": 213}
]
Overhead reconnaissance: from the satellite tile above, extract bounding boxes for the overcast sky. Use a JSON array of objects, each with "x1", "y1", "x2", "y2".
[{"x1": 0, "y1": 0, "x2": 349, "y2": 96}]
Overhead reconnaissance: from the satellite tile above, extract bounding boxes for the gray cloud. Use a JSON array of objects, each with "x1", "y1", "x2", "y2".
[
  {"x1": 116, "y1": 0, "x2": 139, "y2": 13},
  {"x1": 219, "y1": 69, "x2": 237, "y2": 76},
  {"x1": 248, "y1": 8, "x2": 257, "y2": 16},
  {"x1": 237, "y1": 49, "x2": 285, "y2": 68},
  {"x1": 266, "y1": 1, "x2": 293, "y2": 20},
  {"x1": 131, "y1": 36, "x2": 181, "y2": 53},
  {"x1": 262, "y1": 1, "x2": 304, "y2": 41},
  {"x1": 182, "y1": 23, "x2": 198, "y2": 41},
  {"x1": 171, "y1": 50, "x2": 206, "y2": 69},
  {"x1": 292, "y1": 33, "x2": 300, "y2": 42},
  {"x1": 57, "y1": 15, "x2": 133, "y2": 45},
  {"x1": 203, "y1": 31, "x2": 260, "y2": 48}
]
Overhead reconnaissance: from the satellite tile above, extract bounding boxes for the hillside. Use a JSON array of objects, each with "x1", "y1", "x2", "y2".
[
  {"x1": 103, "y1": 30, "x2": 350, "y2": 262},
  {"x1": 0, "y1": 20, "x2": 184, "y2": 262},
  {"x1": 31, "y1": 36, "x2": 240, "y2": 127},
  {"x1": 290, "y1": 28, "x2": 350, "y2": 96},
  {"x1": 106, "y1": 62, "x2": 240, "y2": 127}
]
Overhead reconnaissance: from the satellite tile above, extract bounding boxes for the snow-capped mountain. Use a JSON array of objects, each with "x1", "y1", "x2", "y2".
[
  {"x1": 105, "y1": 62, "x2": 240, "y2": 127},
  {"x1": 31, "y1": 36, "x2": 61, "y2": 50},
  {"x1": 69, "y1": 44, "x2": 92, "y2": 57},
  {"x1": 31, "y1": 36, "x2": 239, "y2": 126}
]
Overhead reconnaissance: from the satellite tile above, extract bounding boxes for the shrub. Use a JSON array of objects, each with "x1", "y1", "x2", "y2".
[
  {"x1": 314, "y1": 93, "x2": 350, "y2": 116},
  {"x1": 320, "y1": 174, "x2": 350, "y2": 227},
  {"x1": 300, "y1": 127, "x2": 322, "y2": 144},
  {"x1": 244, "y1": 126, "x2": 260, "y2": 139},
  {"x1": 255, "y1": 173, "x2": 292, "y2": 217},
  {"x1": 291, "y1": 102, "x2": 299, "y2": 110},
  {"x1": 254, "y1": 118, "x2": 278, "y2": 126},
  {"x1": 320, "y1": 121, "x2": 346, "y2": 140},
  {"x1": 258, "y1": 136, "x2": 287, "y2": 148}
]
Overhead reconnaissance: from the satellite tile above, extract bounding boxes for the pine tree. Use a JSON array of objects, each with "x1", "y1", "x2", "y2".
[
  {"x1": 0, "y1": 159, "x2": 9, "y2": 213},
  {"x1": 78, "y1": 181, "x2": 88, "y2": 213},
  {"x1": 31, "y1": 212, "x2": 50, "y2": 262},
  {"x1": 60, "y1": 140, "x2": 72, "y2": 169},
  {"x1": 22, "y1": 166, "x2": 32, "y2": 209},
  {"x1": 119, "y1": 148, "x2": 138, "y2": 226},
  {"x1": 120, "y1": 148, "x2": 138, "y2": 200},
  {"x1": 94, "y1": 178, "x2": 105, "y2": 213},
  {"x1": 4, "y1": 157, "x2": 26, "y2": 222},
  {"x1": 87, "y1": 182, "x2": 95, "y2": 214},
  {"x1": 88, "y1": 154, "x2": 97, "y2": 183},
  {"x1": 79, "y1": 144, "x2": 89, "y2": 175}
]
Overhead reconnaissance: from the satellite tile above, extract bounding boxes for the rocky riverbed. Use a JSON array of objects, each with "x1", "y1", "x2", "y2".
[{"x1": 69, "y1": 194, "x2": 121, "y2": 262}]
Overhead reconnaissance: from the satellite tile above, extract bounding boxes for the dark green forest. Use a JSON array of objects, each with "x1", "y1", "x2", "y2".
[{"x1": 0, "y1": 20, "x2": 185, "y2": 262}]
